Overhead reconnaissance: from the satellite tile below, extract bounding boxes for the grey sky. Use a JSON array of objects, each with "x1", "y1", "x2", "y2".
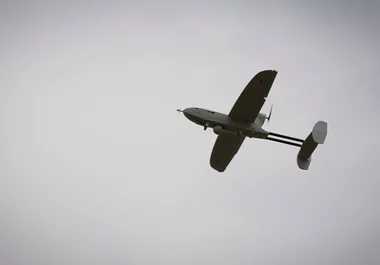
[{"x1": 1, "y1": 1, "x2": 379, "y2": 265}]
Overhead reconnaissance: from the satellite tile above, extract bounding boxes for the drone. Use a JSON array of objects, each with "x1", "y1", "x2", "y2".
[{"x1": 178, "y1": 70, "x2": 327, "y2": 172}]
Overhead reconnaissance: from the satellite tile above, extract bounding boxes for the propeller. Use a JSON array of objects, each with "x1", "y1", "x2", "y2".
[{"x1": 265, "y1": 104, "x2": 273, "y2": 124}]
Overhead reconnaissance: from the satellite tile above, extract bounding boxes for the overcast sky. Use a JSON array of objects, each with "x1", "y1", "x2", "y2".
[{"x1": 1, "y1": 1, "x2": 379, "y2": 265}]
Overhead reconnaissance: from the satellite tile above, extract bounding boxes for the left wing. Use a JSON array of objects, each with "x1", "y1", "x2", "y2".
[
  {"x1": 210, "y1": 132, "x2": 245, "y2": 172},
  {"x1": 229, "y1": 70, "x2": 277, "y2": 123}
]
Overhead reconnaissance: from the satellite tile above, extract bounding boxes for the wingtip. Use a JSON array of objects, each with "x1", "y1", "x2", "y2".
[{"x1": 210, "y1": 162, "x2": 226, "y2": 173}]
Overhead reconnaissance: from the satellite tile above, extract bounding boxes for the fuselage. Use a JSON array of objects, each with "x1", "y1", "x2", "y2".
[{"x1": 182, "y1": 107, "x2": 269, "y2": 138}]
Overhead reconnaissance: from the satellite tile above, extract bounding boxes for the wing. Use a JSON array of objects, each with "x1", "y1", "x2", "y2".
[
  {"x1": 210, "y1": 132, "x2": 245, "y2": 172},
  {"x1": 228, "y1": 70, "x2": 278, "y2": 122}
]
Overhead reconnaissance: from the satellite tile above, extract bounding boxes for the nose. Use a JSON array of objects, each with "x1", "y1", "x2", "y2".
[{"x1": 183, "y1": 108, "x2": 192, "y2": 120}]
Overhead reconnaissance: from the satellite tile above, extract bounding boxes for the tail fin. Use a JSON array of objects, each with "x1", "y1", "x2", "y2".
[{"x1": 297, "y1": 121, "x2": 327, "y2": 170}]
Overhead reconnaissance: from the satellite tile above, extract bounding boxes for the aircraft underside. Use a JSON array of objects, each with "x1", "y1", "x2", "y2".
[{"x1": 178, "y1": 69, "x2": 328, "y2": 172}]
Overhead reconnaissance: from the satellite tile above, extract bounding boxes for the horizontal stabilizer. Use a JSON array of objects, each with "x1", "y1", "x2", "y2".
[
  {"x1": 297, "y1": 121, "x2": 328, "y2": 170},
  {"x1": 312, "y1": 121, "x2": 327, "y2": 144}
]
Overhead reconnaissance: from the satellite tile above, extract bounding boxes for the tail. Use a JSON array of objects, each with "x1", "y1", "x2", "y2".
[{"x1": 297, "y1": 121, "x2": 328, "y2": 170}]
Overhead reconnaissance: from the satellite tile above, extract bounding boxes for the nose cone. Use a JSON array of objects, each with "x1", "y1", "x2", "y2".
[
  {"x1": 182, "y1": 107, "x2": 202, "y2": 125},
  {"x1": 183, "y1": 108, "x2": 193, "y2": 120}
]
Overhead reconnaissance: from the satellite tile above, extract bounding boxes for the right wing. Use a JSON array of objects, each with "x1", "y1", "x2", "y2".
[
  {"x1": 210, "y1": 132, "x2": 245, "y2": 172},
  {"x1": 228, "y1": 70, "x2": 277, "y2": 123}
]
